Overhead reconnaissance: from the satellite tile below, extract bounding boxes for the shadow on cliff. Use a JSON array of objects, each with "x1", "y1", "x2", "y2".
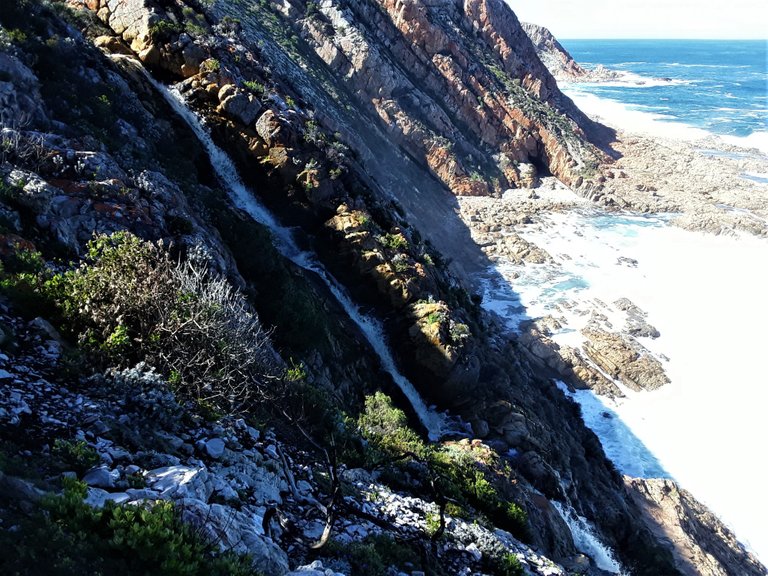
[
  {"x1": 204, "y1": 0, "x2": 669, "y2": 498},
  {"x1": 97, "y1": 0, "x2": 674, "y2": 568}
]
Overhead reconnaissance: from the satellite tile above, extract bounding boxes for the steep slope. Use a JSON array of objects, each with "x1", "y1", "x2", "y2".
[
  {"x1": 521, "y1": 22, "x2": 620, "y2": 83},
  {"x1": 4, "y1": 1, "x2": 755, "y2": 575},
  {"x1": 521, "y1": 22, "x2": 588, "y2": 81}
]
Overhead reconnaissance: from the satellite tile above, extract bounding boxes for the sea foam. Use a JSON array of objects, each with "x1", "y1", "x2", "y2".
[{"x1": 483, "y1": 210, "x2": 768, "y2": 563}]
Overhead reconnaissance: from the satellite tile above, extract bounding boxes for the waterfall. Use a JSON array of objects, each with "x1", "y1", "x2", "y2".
[
  {"x1": 117, "y1": 55, "x2": 445, "y2": 439},
  {"x1": 551, "y1": 501, "x2": 626, "y2": 575}
]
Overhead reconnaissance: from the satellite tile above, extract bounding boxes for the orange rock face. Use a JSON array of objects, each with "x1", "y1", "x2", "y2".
[{"x1": 299, "y1": 0, "x2": 604, "y2": 194}]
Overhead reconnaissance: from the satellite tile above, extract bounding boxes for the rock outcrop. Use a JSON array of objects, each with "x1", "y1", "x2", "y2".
[
  {"x1": 625, "y1": 478, "x2": 766, "y2": 576},
  {"x1": 521, "y1": 22, "x2": 588, "y2": 82},
  {"x1": 522, "y1": 22, "x2": 620, "y2": 83},
  {"x1": 582, "y1": 328, "x2": 669, "y2": 392}
]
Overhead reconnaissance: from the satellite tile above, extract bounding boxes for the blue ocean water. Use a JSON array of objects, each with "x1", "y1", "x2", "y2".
[{"x1": 559, "y1": 39, "x2": 768, "y2": 138}]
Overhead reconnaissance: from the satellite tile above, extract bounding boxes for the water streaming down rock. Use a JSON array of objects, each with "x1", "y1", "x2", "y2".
[
  {"x1": 550, "y1": 501, "x2": 626, "y2": 575},
  {"x1": 125, "y1": 58, "x2": 446, "y2": 439}
]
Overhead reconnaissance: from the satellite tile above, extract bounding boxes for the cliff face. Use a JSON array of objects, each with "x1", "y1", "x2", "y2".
[
  {"x1": 521, "y1": 21, "x2": 621, "y2": 83},
  {"x1": 0, "y1": 1, "x2": 721, "y2": 575},
  {"x1": 296, "y1": 0, "x2": 603, "y2": 192},
  {"x1": 521, "y1": 22, "x2": 587, "y2": 81}
]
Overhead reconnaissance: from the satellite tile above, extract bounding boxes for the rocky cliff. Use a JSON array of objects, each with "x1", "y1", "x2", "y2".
[
  {"x1": 521, "y1": 22, "x2": 619, "y2": 83},
  {"x1": 0, "y1": 1, "x2": 759, "y2": 575},
  {"x1": 520, "y1": 22, "x2": 587, "y2": 82}
]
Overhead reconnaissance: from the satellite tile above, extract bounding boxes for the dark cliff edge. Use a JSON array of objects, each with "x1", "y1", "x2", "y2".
[{"x1": 0, "y1": 1, "x2": 761, "y2": 575}]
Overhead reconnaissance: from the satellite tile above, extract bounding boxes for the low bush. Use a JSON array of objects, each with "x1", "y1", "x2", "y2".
[
  {"x1": 322, "y1": 534, "x2": 427, "y2": 576},
  {"x1": 51, "y1": 439, "x2": 100, "y2": 475},
  {"x1": 44, "y1": 232, "x2": 279, "y2": 412},
  {"x1": 357, "y1": 392, "x2": 529, "y2": 540},
  {"x1": 0, "y1": 477, "x2": 258, "y2": 575}
]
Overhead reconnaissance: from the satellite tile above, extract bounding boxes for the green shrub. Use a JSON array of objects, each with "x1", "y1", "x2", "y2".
[
  {"x1": 0, "y1": 477, "x2": 258, "y2": 575},
  {"x1": 49, "y1": 232, "x2": 279, "y2": 412},
  {"x1": 355, "y1": 393, "x2": 529, "y2": 540},
  {"x1": 243, "y1": 80, "x2": 265, "y2": 95},
  {"x1": 0, "y1": 246, "x2": 60, "y2": 319},
  {"x1": 51, "y1": 439, "x2": 100, "y2": 474},
  {"x1": 425, "y1": 511, "x2": 441, "y2": 538},
  {"x1": 148, "y1": 19, "x2": 183, "y2": 41},
  {"x1": 357, "y1": 392, "x2": 427, "y2": 459},
  {"x1": 379, "y1": 232, "x2": 408, "y2": 251},
  {"x1": 323, "y1": 534, "x2": 425, "y2": 576},
  {"x1": 492, "y1": 552, "x2": 524, "y2": 576},
  {"x1": 201, "y1": 58, "x2": 221, "y2": 73}
]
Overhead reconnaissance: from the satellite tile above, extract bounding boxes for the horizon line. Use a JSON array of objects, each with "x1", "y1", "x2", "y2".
[{"x1": 559, "y1": 37, "x2": 768, "y2": 41}]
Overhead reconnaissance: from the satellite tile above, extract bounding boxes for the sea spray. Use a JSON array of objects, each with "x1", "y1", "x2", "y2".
[
  {"x1": 551, "y1": 501, "x2": 626, "y2": 574},
  {"x1": 111, "y1": 54, "x2": 447, "y2": 439},
  {"x1": 483, "y1": 206, "x2": 768, "y2": 562}
]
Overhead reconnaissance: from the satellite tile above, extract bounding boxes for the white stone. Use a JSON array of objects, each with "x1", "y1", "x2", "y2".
[{"x1": 145, "y1": 465, "x2": 212, "y2": 501}]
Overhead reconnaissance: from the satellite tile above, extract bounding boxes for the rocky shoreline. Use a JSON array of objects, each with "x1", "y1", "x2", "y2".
[{"x1": 457, "y1": 109, "x2": 768, "y2": 574}]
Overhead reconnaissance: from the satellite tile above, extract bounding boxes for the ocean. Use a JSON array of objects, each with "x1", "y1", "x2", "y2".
[
  {"x1": 560, "y1": 39, "x2": 768, "y2": 151},
  {"x1": 481, "y1": 39, "x2": 768, "y2": 568}
]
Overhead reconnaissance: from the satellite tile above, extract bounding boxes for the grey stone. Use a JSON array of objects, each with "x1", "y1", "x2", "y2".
[
  {"x1": 205, "y1": 437, "x2": 226, "y2": 459},
  {"x1": 179, "y1": 498, "x2": 289, "y2": 575},
  {"x1": 85, "y1": 488, "x2": 130, "y2": 507},
  {"x1": 218, "y1": 84, "x2": 262, "y2": 125},
  {"x1": 83, "y1": 466, "x2": 119, "y2": 489},
  {"x1": 145, "y1": 465, "x2": 212, "y2": 501}
]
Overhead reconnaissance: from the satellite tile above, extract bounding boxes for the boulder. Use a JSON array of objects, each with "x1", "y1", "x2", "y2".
[
  {"x1": 145, "y1": 465, "x2": 212, "y2": 501},
  {"x1": 82, "y1": 466, "x2": 119, "y2": 489},
  {"x1": 204, "y1": 437, "x2": 226, "y2": 459},
  {"x1": 179, "y1": 498, "x2": 289, "y2": 575},
  {"x1": 217, "y1": 84, "x2": 262, "y2": 126},
  {"x1": 581, "y1": 328, "x2": 669, "y2": 391}
]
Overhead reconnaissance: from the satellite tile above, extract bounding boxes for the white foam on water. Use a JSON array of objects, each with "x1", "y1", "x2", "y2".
[
  {"x1": 564, "y1": 89, "x2": 768, "y2": 155},
  {"x1": 564, "y1": 90, "x2": 712, "y2": 141},
  {"x1": 722, "y1": 131, "x2": 768, "y2": 155},
  {"x1": 484, "y1": 209, "x2": 768, "y2": 563}
]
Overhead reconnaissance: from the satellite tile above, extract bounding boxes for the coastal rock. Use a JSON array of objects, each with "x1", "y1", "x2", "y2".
[
  {"x1": 295, "y1": 0, "x2": 603, "y2": 194},
  {"x1": 522, "y1": 22, "x2": 621, "y2": 83},
  {"x1": 614, "y1": 297, "x2": 660, "y2": 339},
  {"x1": 518, "y1": 319, "x2": 624, "y2": 398},
  {"x1": 625, "y1": 477, "x2": 766, "y2": 576},
  {"x1": 582, "y1": 328, "x2": 669, "y2": 391}
]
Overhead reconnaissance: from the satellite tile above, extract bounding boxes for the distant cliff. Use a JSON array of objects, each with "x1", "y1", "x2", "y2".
[{"x1": 522, "y1": 22, "x2": 620, "y2": 82}]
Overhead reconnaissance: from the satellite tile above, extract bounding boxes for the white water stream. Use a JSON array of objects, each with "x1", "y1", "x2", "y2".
[
  {"x1": 125, "y1": 62, "x2": 446, "y2": 439},
  {"x1": 551, "y1": 501, "x2": 626, "y2": 574}
]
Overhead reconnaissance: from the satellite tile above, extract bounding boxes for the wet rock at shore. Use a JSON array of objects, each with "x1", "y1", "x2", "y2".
[
  {"x1": 614, "y1": 297, "x2": 660, "y2": 339},
  {"x1": 582, "y1": 328, "x2": 669, "y2": 391},
  {"x1": 518, "y1": 318, "x2": 624, "y2": 398}
]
